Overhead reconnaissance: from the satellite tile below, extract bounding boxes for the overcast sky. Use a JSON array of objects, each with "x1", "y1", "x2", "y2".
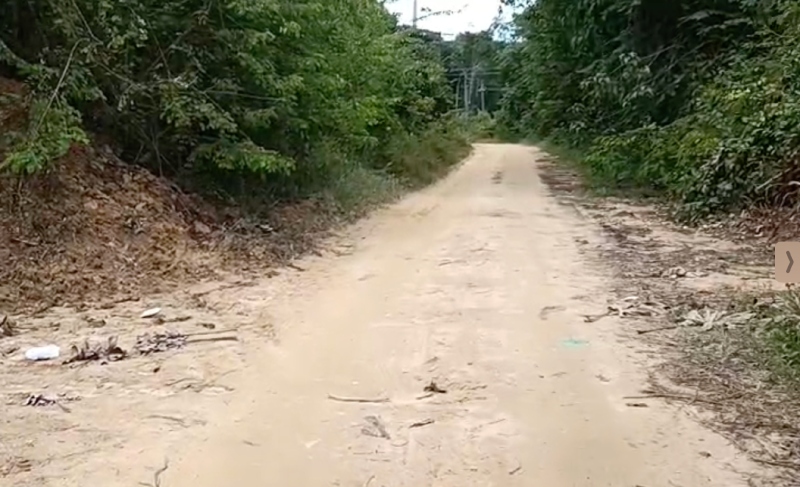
[{"x1": 386, "y1": 0, "x2": 508, "y2": 37}]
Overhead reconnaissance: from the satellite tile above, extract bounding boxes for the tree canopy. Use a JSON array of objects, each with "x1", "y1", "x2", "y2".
[
  {"x1": 0, "y1": 0, "x2": 472, "y2": 205},
  {"x1": 498, "y1": 0, "x2": 800, "y2": 219}
]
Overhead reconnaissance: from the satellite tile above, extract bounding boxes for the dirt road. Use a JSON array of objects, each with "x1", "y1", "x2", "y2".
[
  {"x1": 153, "y1": 144, "x2": 752, "y2": 486},
  {"x1": 3, "y1": 144, "x2": 760, "y2": 486}
]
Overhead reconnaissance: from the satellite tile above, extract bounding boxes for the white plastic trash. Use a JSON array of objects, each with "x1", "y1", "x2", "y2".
[
  {"x1": 140, "y1": 307, "x2": 162, "y2": 319},
  {"x1": 24, "y1": 345, "x2": 61, "y2": 361}
]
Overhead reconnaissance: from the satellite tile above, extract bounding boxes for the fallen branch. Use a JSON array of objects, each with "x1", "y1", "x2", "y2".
[
  {"x1": 147, "y1": 415, "x2": 191, "y2": 428},
  {"x1": 637, "y1": 322, "x2": 704, "y2": 335},
  {"x1": 24, "y1": 394, "x2": 72, "y2": 412},
  {"x1": 183, "y1": 328, "x2": 238, "y2": 338},
  {"x1": 10, "y1": 237, "x2": 38, "y2": 246},
  {"x1": 423, "y1": 381, "x2": 447, "y2": 394},
  {"x1": 637, "y1": 325, "x2": 681, "y2": 334},
  {"x1": 583, "y1": 311, "x2": 612, "y2": 323},
  {"x1": 186, "y1": 336, "x2": 239, "y2": 345},
  {"x1": 189, "y1": 280, "x2": 254, "y2": 298},
  {"x1": 752, "y1": 457, "x2": 800, "y2": 470},
  {"x1": 623, "y1": 392, "x2": 726, "y2": 406},
  {"x1": 327, "y1": 394, "x2": 389, "y2": 404},
  {"x1": 409, "y1": 418, "x2": 434, "y2": 428}
]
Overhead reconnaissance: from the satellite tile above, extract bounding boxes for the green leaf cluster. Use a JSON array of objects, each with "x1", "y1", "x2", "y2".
[
  {"x1": 499, "y1": 0, "x2": 800, "y2": 219},
  {"x1": 0, "y1": 0, "x2": 467, "y2": 199}
]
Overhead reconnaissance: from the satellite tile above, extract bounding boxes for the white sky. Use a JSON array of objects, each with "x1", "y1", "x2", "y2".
[{"x1": 386, "y1": 0, "x2": 507, "y2": 37}]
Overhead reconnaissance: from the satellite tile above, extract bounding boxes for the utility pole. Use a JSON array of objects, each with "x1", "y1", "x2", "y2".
[
  {"x1": 412, "y1": 0, "x2": 418, "y2": 27},
  {"x1": 479, "y1": 79, "x2": 486, "y2": 112},
  {"x1": 455, "y1": 77, "x2": 460, "y2": 111},
  {"x1": 455, "y1": 88, "x2": 459, "y2": 111},
  {"x1": 468, "y1": 66, "x2": 477, "y2": 114},
  {"x1": 463, "y1": 71, "x2": 470, "y2": 114}
]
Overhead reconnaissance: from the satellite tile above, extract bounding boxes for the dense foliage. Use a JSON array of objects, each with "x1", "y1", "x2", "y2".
[
  {"x1": 499, "y1": 0, "x2": 800, "y2": 219},
  {"x1": 0, "y1": 0, "x2": 472, "y2": 210}
]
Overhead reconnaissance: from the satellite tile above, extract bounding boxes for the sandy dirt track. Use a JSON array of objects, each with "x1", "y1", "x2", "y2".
[
  {"x1": 164, "y1": 144, "x2": 755, "y2": 486},
  {"x1": 3, "y1": 144, "x2": 759, "y2": 486}
]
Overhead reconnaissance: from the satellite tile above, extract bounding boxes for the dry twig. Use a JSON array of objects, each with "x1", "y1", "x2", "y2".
[
  {"x1": 327, "y1": 394, "x2": 389, "y2": 403},
  {"x1": 409, "y1": 418, "x2": 435, "y2": 428}
]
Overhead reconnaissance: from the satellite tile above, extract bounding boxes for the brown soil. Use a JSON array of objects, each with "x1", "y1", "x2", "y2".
[
  {"x1": 0, "y1": 75, "x2": 343, "y2": 314},
  {"x1": 0, "y1": 144, "x2": 764, "y2": 487},
  {"x1": 537, "y1": 156, "x2": 800, "y2": 486}
]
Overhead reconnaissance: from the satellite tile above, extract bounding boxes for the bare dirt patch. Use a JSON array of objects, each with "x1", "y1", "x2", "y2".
[
  {"x1": 536, "y1": 156, "x2": 799, "y2": 486},
  {"x1": 0, "y1": 271, "x2": 286, "y2": 486}
]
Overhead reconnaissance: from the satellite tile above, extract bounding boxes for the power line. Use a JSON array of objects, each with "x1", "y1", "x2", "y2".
[{"x1": 446, "y1": 69, "x2": 503, "y2": 74}]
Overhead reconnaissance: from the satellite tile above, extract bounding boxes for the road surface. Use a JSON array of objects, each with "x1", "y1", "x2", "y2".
[{"x1": 162, "y1": 144, "x2": 751, "y2": 486}]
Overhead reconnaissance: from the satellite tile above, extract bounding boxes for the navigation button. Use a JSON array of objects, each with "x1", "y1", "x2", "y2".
[{"x1": 776, "y1": 242, "x2": 800, "y2": 283}]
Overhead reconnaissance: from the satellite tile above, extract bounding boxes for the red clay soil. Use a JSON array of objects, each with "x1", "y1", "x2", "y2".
[{"x1": 0, "y1": 78, "x2": 334, "y2": 313}]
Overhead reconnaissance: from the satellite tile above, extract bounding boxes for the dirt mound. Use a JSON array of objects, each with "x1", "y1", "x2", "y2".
[
  {"x1": 0, "y1": 79, "x2": 335, "y2": 312},
  {"x1": 0, "y1": 142, "x2": 218, "y2": 310}
]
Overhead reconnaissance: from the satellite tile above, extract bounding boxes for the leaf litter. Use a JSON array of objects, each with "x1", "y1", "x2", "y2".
[
  {"x1": 59, "y1": 327, "x2": 235, "y2": 366},
  {"x1": 539, "y1": 160, "x2": 799, "y2": 486},
  {"x1": 134, "y1": 331, "x2": 187, "y2": 355},
  {"x1": 0, "y1": 119, "x2": 340, "y2": 315},
  {"x1": 23, "y1": 393, "x2": 75, "y2": 412},
  {"x1": 65, "y1": 336, "x2": 127, "y2": 364}
]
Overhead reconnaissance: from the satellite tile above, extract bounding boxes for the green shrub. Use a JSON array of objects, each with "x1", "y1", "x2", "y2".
[
  {"x1": 499, "y1": 0, "x2": 800, "y2": 219},
  {"x1": 0, "y1": 0, "x2": 467, "y2": 213}
]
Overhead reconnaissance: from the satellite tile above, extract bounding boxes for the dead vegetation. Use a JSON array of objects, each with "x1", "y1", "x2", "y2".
[
  {"x1": 0, "y1": 135, "x2": 337, "y2": 315},
  {"x1": 64, "y1": 336, "x2": 127, "y2": 364},
  {"x1": 537, "y1": 156, "x2": 800, "y2": 486},
  {"x1": 0, "y1": 76, "x2": 343, "y2": 314}
]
